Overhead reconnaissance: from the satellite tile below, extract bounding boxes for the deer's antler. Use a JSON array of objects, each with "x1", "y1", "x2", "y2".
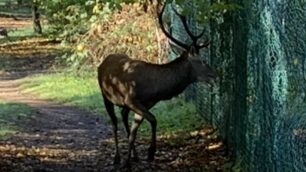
[{"x1": 158, "y1": 3, "x2": 210, "y2": 54}]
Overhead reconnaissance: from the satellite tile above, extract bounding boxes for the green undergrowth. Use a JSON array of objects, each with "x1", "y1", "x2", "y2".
[
  {"x1": 0, "y1": 100, "x2": 34, "y2": 137},
  {"x1": 22, "y1": 71, "x2": 204, "y2": 135},
  {"x1": 8, "y1": 27, "x2": 35, "y2": 38}
]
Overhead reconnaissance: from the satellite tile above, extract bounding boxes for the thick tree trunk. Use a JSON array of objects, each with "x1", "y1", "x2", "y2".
[
  {"x1": 32, "y1": 1, "x2": 42, "y2": 34},
  {"x1": 17, "y1": 0, "x2": 23, "y2": 5}
]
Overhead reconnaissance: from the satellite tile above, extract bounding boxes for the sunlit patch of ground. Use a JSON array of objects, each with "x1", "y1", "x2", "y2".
[
  {"x1": 0, "y1": 17, "x2": 59, "y2": 57},
  {"x1": 0, "y1": 38, "x2": 60, "y2": 57},
  {"x1": 0, "y1": 17, "x2": 61, "y2": 76},
  {"x1": 0, "y1": 17, "x2": 31, "y2": 29}
]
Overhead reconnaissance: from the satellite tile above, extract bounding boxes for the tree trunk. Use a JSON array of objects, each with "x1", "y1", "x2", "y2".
[
  {"x1": 17, "y1": 0, "x2": 23, "y2": 5},
  {"x1": 32, "y1": 1, "x2": 42, "y2": 34}
]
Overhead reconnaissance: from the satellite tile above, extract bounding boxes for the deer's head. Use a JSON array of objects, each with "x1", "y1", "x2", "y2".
[{"x1": 158, "y1": 3, "x2": 218, "y2": 84}]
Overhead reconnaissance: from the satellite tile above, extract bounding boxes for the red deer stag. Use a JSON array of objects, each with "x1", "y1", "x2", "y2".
[{"x1": 97, "y1": 3, "x2": 218, "y2": 166}]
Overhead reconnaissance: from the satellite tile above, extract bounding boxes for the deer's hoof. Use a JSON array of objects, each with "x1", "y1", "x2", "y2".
[
  {"x1": 113, "y1": 154, "x2": 121, "y2": 165},
  {"x1": 147, "y1": 152, "x2": 155, "y2": 162},
  {"x1": 123, "y1": 160, "x2": 131, "y2": 168},
  {"x1": 132, "y1": 155, "x2": 139, "y2": 162},
  {"x1": 147, "y1": 147, "x2": 155, "y2": 162}
]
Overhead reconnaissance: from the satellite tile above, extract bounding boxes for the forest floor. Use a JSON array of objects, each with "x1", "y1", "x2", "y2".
[{"x1": 0, "y1": 17, "x2": 231, "y2": 172}]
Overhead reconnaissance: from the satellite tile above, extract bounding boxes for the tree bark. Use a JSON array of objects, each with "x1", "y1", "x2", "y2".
[{"x1": 17, "y1": 0, "x2": 23, "y2": 5}]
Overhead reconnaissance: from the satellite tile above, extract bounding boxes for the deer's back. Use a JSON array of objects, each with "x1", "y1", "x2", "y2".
[
  {"x1": 98, "y1": 54, "x2": 149, "y2": 80},
  {"x1": 98, "y1": 54, "x2": 192, "y2": 107}
]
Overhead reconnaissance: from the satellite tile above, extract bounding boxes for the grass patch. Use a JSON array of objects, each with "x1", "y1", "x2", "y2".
[
  {"x1": 0, "y1": 26, "x2": 53, "y2": 45},
  {"x1": 8, "y1": 26, "x2": 34, "y2": 38},
  {"x1": 0, "y1": 0, "x2": 31, "y2": 15},
  {"x1": 22, "y1": 71, "x2": 204, "y2": 134},
  {"x1": 22, "y1": 72, "x2": 104, "y2": 113},
  {"x1": 7, "y1": 26, "x2": 52, "y2": 39},
  {"x1": 0, "y1": 100, "x2": 34, "y2": 137},
  {"x1": 0, "y1": 7, "x2": 31, "y2": 15}
]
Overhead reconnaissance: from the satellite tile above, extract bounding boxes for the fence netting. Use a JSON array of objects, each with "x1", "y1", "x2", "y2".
[{"x1": 168, "y1": 0, "x2": 306, "y2": 171}]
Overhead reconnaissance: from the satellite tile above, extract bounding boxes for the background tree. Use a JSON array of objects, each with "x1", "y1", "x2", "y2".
[
  {"x1": 32, "y1": 0, "x2": 42, "y2": 34},
  {"x1": 17, "y1": 0, "x2": 23, "y2": 5}
]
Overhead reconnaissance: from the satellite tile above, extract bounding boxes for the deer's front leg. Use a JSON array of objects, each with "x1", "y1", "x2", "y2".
[{"x1": 147, "y1": 114, "x2": 157, "y2": 161}]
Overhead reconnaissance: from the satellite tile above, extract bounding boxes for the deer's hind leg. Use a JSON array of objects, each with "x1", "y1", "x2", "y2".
[
  {"x1": 103, "y1": 95, "x2": 120, "y2": 164},
  {"x1": 125, "y1": 100, "x2": 156, "y2": 166},
  {"x1": 121, "y1": 107, "x2": 130, "y2": 138}
]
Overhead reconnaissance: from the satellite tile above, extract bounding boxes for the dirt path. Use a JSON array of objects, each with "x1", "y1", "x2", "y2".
[
  {"x1": 0, "y1": 17, "x2": 231, "y2": 172},
  {"x1": 0, "y1": 30, "x2": 115, "y2": 171},
  {"x1": 0, "y1": 76, "x2": 114, "y2": 172}
]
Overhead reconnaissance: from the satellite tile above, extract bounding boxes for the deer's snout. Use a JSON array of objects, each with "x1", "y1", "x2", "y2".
[{"x1": 206, "y1": 69, "x2": 219, "y2": 85}]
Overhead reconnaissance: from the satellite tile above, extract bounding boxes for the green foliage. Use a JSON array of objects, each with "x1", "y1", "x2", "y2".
[
  {"x1": 37, "y1": 0, "x2": 133, "y2": 39},
  {"x1": 170, "y1": 0, "x2": 240, "y2": 23},
  {"x1": 35, "y1": 0, "x2": 123, "y2": 66},
  {"x1": 35, "y1": 0, "x2": 239, "y2": 68},
  {"x1": 38, "y1": 0, "x2": 92, "y2": 39},
  {"x1": 61, "y1": 3, "x2": 168, "y2": 67},
  {"x1": 22, "y1": 72, "x2": 204, "y2": 134},
  {"x1": 0, "y1": 100, "x2": 34, "y2": 137}
]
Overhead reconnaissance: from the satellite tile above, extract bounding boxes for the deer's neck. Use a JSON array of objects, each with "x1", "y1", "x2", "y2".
[{"x1": 153, "y1": 58, "x2": 195, "y2": 100}]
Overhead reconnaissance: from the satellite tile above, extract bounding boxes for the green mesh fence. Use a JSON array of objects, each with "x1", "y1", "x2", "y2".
[{"x1": 168, "y1": 0, "x2": 306, "y2": 171}]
